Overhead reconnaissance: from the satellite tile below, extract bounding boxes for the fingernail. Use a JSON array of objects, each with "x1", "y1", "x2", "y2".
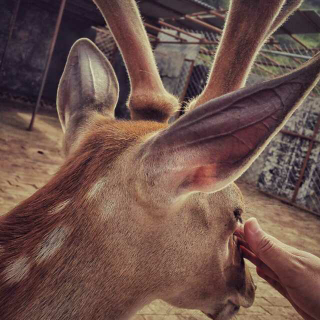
[{"x1": 248, "y1": 218, "x2": 261, "y2": 234}]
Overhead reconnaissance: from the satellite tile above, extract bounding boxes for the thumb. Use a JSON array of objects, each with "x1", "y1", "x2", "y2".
[{"x1": 244, "y1": 218, "x2": 290, "y2": 274}]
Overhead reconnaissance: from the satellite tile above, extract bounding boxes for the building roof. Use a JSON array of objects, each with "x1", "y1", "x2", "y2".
[{"x1": 39, "y1": 0, "x2": 320, "y2": 35}]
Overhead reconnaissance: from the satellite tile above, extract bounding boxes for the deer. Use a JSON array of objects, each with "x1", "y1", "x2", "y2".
[{"x1": 1, "y1": 0, "x2": 320, "y2": 319}]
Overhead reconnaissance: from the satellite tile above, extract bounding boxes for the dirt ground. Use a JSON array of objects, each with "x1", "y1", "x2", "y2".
[{"x1": 1, "y1": 101, "x2": 320, "y2": 320}]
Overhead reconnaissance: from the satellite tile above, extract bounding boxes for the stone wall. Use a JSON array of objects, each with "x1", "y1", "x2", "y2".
[{"x1": 0, "y1": 0, "x2": 95, "y2": 103}]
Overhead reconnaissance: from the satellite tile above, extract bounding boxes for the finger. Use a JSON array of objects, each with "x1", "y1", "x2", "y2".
[
  {"x1": 241, "y1": 246, "x2": 261, "y2": 265},
  {"x1": 234, "y1": 224, "x2": 244, "y2": 238},
  {"x1": 242, "y1": 246, "x2": 279, "y2": 281},
  {"x1": 256, "y1": 267, "x2": 288, "y2": 298},
  {"x1": 243, "y1": 218, "x2": 295, "y2": 275},
  {"x1": 237, "y1": 237, "x2": 251, "y2": 251}
]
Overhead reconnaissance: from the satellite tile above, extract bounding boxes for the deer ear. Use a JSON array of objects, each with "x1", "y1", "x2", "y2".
[
  {"x1": 57, "y1": 38, "x2": 119, "y2": 146},
  {"x1": 141, "y1": 53, "x2": 320, "y2": 197}
]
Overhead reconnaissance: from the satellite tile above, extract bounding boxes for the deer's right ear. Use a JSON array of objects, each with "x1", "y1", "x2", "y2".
[
  {"x1": 57, "y1": 38, "x2": 119, "y2": 146},
  {"x1": 139, "y1": 53, "x2": 320, "y2": 201}
]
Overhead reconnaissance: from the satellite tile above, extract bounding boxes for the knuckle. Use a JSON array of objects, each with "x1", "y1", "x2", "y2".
[{"x1": 256, "y1": 235, "x2": 274, "y2": 256}]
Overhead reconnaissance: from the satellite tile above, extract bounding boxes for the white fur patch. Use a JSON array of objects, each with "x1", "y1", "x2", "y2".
[
  {"x1": 87, "y1": 178, "x2": 106, "y2": 200},
  {"x1": 4, "y1": 256, "x2": 31, "y2": 283},
  {"x1": 49, "y1": 199, "x2": 71, "y2": 215},
  {"x1": 36, "y1": 226, "x2": 71, "y2": 263}
]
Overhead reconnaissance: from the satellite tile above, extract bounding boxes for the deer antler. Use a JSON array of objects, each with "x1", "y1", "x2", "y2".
[
  {"x1": 266, "y1": 0, "x2": 303, "y2": 40},
  {"x1": 190, "y1": 0, "x2": 302, "y2": 109},
  {"x1": 93, "y1": 0, "x2": 180, "y2": 123}
]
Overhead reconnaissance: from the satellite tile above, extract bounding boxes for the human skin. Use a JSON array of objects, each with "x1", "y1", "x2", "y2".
[{"x1": 235, "y1": 218, "x2": 320, "y2": 320}]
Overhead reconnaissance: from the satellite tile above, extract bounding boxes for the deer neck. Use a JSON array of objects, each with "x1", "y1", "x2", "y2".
[{"x1": 0, "y1": 158, "x2": 153, "y2": 320}]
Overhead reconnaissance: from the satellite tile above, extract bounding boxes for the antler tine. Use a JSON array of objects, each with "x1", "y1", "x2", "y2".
[
  {"x1": 189, "y1": 0, "x2": 301, "y2": 110},
  {"x1": 266, "y1": 0, "x2": 303, "y2": 41},
  {"x1": 93, "y1": 0, "x2": 179, "y2": 123}
]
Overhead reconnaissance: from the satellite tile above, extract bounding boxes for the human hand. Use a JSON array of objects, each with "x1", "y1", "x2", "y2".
[{"x1": 235, "y1": 218, "x2": 320, "y2": 320}]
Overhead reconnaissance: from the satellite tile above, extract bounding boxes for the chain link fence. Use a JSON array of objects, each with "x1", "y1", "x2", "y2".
[
  {"x1": 171, "y1": 59, "x2": 195, "y2": 99},
  {"x1": 94, "y1": 27, "x2": 117, "y2": 62}
]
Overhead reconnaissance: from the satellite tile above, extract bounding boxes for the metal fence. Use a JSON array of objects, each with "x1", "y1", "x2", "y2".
[
  {"x1": 93, "y1": 26, "x2": 117, "y2": 62},
  {"x1": 94, "y1": 23, "x2": 320, "y2": 217}
]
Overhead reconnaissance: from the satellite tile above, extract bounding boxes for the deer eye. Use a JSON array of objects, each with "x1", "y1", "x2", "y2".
[{"x1": 234, "y1": 209, "x2": 243, "y2": 224}]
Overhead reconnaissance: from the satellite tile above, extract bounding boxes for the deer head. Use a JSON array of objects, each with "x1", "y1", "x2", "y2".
[{"x1": 1, "y1": 0, "x2": 320, "y2": 319}]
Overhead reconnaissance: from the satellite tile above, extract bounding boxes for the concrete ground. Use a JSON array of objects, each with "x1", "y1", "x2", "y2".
[{"x1": 1, "y1": 101, "x2": 320, "y2": 320}]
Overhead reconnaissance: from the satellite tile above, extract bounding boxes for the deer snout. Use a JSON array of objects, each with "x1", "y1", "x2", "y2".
[{"x1": 239, "y1": 264, "x2": 256, "y2": 308}]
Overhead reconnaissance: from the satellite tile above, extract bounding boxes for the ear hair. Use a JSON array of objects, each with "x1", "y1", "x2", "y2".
[{"x1": 57, "y1": 39, "x2": 119, "y2": 154}]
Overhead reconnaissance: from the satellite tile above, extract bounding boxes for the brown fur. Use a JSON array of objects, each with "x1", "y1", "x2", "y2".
[
  {"x1": 0, "y1": 114, "x2": 252, "y2": 319},
  {"x1": 129, "y1": 91, "x2": 180, "y2": 122},
  {"x1": 0, "y1": 115, "x2": 166, "y2": 319}
]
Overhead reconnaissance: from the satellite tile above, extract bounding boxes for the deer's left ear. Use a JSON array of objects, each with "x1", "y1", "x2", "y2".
[{"x1": 57, "y1": 39, "x2": 119, "y2": 150}]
